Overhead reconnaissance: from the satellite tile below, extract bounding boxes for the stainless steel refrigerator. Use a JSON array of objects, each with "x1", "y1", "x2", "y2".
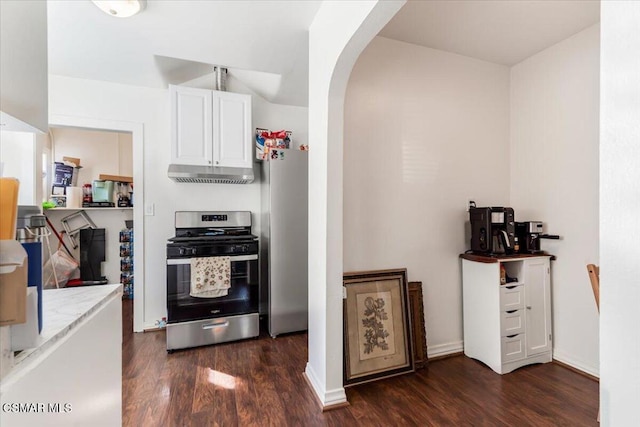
[{"x1": 260, "y1": 149, "x2": 308, "y2": 337}]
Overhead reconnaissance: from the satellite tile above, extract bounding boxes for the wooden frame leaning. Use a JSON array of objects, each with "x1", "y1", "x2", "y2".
[{"x1": 343, "y1": 268, "x2": 414, "y2": 386}]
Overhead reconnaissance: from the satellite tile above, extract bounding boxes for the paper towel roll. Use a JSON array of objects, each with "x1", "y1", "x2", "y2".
[{"x1": 66, "y1": 186, "x2": 83, "y2": 208}]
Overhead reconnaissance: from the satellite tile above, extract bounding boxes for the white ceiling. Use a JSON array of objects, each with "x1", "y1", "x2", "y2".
[
  {"x1": 47, "y1": 0, "x2": 600, "y2": 107},
  {"x1": 379, "y1": 0, "x2": 600, "y2": 65},
  {"x1": 47, "y1": 0, "x2": 322, "y2": 106}
]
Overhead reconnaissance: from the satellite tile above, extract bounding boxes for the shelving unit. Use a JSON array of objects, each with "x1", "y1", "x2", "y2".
[{"x1": 119, "y1": 227, "x2": 133, "y2": 299}]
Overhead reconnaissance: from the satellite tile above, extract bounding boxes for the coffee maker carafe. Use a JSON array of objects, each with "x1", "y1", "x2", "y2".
[{"x1": 469, "y1": 207, "x2": 515, "y2": 255}]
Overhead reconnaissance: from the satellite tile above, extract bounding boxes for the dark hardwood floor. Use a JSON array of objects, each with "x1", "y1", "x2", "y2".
[{"x1": 122, "y1": 300, "x2": 598, "y2": 426}]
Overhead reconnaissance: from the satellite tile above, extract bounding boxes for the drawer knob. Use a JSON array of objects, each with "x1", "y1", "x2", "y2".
[{"x1": 526, "y1": 305, "x2": 532, "y2": 310}]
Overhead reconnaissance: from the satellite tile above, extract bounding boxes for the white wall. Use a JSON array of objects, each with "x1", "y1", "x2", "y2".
[
  {"x1": 510, "y1": 25, "x2": 600, "y2": 376},
  {"x1": 50, "y1": 127, "x2": 133, "y2": 188},
  {"x1": 600, "y1": 2, "x2": 640, "y2": 425},
  {"x1": 0, "y1": 131, "x2": 36, "y2": 205},
  {"x1": 344, "y1": 36, "x2": 510, "y2": 356},
  {"x1": 49, "y1": 74, "x2": 308, "y2": 329},
  {"x1": 0, "y1": 0, "x2": 48, "y2": 132}
]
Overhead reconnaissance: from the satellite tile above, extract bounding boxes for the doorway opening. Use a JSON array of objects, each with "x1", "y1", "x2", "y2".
[{"x1": 48, "y1": 115, "x2": 144, "y2": 332}]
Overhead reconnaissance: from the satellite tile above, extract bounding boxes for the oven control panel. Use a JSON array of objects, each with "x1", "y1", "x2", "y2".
[
  {"x1": 167, "y1": 241, "x2": 258, "y2": 258},
  {"x1": 228, "y1": 244, "x2": 251, "y2": 254},
  {"x1": 202, "y1": 214, "x2": 228, "y2": 222}
]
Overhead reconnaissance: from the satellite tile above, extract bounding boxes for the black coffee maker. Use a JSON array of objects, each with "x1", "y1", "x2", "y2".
[
  {"x1": 515, "y1": 221, "x2": 561, "y2": 253},
  {"x1": 469, "y1": 207, "x2": 515, "y2": 255},
  {"x1": 515, "y1": 221, "x2": 544, "y2": 253}
]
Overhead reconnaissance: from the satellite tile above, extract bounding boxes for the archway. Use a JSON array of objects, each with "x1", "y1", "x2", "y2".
[{"x1": 304, "y1": 0, "x2": 406, "y2": 409}]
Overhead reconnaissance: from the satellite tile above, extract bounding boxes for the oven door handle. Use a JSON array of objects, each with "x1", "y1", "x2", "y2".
[
  {"x1": 167, "y1": 254, "x2": 258, "y2": 265},
  {"x1": 202, "y1": 321, "x2": 229, "y2": 330}
]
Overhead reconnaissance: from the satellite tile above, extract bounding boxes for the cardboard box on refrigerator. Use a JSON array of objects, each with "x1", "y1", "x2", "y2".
[{"x1": 0, "y1": 240, "x2": 28, "y2": 326}]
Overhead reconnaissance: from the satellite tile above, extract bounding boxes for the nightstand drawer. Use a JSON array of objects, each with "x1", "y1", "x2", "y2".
[
  {"x1": 501, "y1": 334, "x2": 526, "y2": 362},
  {"x1": 500, "y1": 284, "x2": 524, "y2": 311},
  {"x1": 501, "y1": 309, "x2": 525, "y2": 336}
]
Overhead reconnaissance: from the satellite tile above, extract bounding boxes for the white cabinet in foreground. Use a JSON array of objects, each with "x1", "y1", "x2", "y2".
[
  {"x1": 170, "y1": 85, "x2": 252, "y2": 169},
  {"x1": 461, "y1": 254, "x2": 552, "y2": 374},
  {"x1": 0, "y1": 286, "x2": 122, "y2": 426}
]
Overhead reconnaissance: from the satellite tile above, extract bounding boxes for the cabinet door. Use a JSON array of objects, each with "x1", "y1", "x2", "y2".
[
  {"x1": 212, "y1": 91, "x2": 252, "y2": 168},
  {"x1": 170, "y1": 85, "x2": 213, "y2": 166},
  {"x1": 524, "y1": 258, "x2": 552, "y2": 356}
]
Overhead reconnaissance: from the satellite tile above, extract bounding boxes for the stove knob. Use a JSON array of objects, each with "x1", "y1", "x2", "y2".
[
  {"x1": 189, "y1": 247, "x2": 197, "y2": 256},
  {"x1": 179, "y1": 247, "x2": 186, "y2": 256}
]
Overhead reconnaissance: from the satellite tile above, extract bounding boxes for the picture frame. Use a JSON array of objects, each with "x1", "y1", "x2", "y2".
[
  {"x1": 343, "y1": 268, "x2": 414, "y2": 386},
  {"x1": 408, "y1": 281, "x2": 428, "y2": 369}
]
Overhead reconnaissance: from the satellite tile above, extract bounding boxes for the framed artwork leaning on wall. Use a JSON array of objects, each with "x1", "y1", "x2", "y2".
[{"x1": 343, "y1": 268, "x2": 414, "y2": 386}]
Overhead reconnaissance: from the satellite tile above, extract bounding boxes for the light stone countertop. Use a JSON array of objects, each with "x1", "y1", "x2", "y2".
[{"x1": 1, "y1": 284, "x2": 122, "y2": 388}]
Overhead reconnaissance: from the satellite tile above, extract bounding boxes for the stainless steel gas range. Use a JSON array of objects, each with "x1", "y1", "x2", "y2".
[{"x1": 165, "y1": 211, "x2": 259, "y2": 352}]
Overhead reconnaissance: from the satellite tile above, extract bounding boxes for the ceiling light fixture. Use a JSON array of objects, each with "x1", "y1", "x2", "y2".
[{"x1": 91, "y1": 0, "x2": 146, "y2": 18}]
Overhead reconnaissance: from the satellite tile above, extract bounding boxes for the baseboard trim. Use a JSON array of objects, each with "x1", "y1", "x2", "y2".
[
  {"x1": 427, "y1": 341, "x2": 464, "y2": 360},
  {"x1": 143, "y1": 322, "x2": 163, "y2": 331},
  {"x1": 429, "y1": 351, "x2": 464, "y2": 362},
  {"x1": 303, "y1": 363, "x2": 348, "y2": 411},
  {"x1": 553, "y1": 359, "x2": 600, "y2": 382},
  {"x1": 552, "y1": 350, "x2": 599, "y2": 380}
]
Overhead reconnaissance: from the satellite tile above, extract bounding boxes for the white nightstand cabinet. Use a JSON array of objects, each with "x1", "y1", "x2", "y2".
[{"x1": 461, "y1": 254, "x2": 552, "y2": 374}]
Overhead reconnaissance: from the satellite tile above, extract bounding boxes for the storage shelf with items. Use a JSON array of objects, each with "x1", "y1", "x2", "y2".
[{"x1": 119, "y1": 225, "x2": 133, "y2": 299}]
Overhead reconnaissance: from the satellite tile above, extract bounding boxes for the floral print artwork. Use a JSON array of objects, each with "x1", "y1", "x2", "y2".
[
  {"x1": 190, "y1": 256, "x2": 231, "y2": 298},
  {"x1": 361, "y1": 297, "x2": 391, "y2": 355},
  {"x1": 356, "y1": 290, "x2": 396, "y2": 361}
]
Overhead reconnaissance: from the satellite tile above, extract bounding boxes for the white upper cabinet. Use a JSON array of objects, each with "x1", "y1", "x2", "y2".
[
  {"x1": 213, "y1": 91, "x2": 252, "y2": 168},
  {"x1": 170, "y1": 85, "x2": 213, "y2": 166},
  {"x1": 170, "y1": 85, "x2": 252, "y2": 169}
]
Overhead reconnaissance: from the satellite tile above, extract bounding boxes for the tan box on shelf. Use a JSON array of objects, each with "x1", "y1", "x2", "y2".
[
  {"x1": 0, "y1": 241, "x2": 28, "y2": 327},
  {"x1": 98, "y1": 174, "x2": 133, "y2": 183},
  {"x1": 63, "y1": 156, "x2": 81, "y2": 167}
]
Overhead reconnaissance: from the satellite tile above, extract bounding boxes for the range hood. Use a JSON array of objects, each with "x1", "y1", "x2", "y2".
[{"x1": 167, "y1": 164, "x2": 254, "y2": 184}]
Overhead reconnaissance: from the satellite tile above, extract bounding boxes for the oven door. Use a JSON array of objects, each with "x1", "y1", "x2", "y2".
[{"x1": 167, "y1": 254, "x2": 259, "y2": 323}]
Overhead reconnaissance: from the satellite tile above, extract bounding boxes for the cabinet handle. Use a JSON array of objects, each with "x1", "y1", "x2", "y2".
[
  {"x1": 506, "y1": 285, "x2": 517, "y2": 289},
  {"x1": 506, "y1": 309, "x2": 517, "y2": 314},
  {"x1": 506, "y1": 334, "x2": 519, "y2": 338},
  {"x1": 526, "y1": 305, "x2": 532, "y2": 310}
]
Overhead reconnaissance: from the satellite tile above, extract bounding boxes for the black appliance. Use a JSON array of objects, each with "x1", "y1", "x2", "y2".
[
  {"x1": 166, "y1": 211, "x2": 259, "y2": 352},
  {"x1": 516, "y1": 221, "x2": 544, "y2": 253},
  {"x1": 515, "y1": 221, "x2": 560, "y2": 254},
  {"x1": 470, "y1": 207, "x2": 515, "y2": 255},
  {"x1": 79, "y1": 228, "x2": 108, "y2": 284}
]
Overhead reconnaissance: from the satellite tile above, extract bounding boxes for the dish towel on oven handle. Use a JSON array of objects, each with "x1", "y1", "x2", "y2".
[{"x1": 190, "y1": 256, "x2": 231, "y2": 298}]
